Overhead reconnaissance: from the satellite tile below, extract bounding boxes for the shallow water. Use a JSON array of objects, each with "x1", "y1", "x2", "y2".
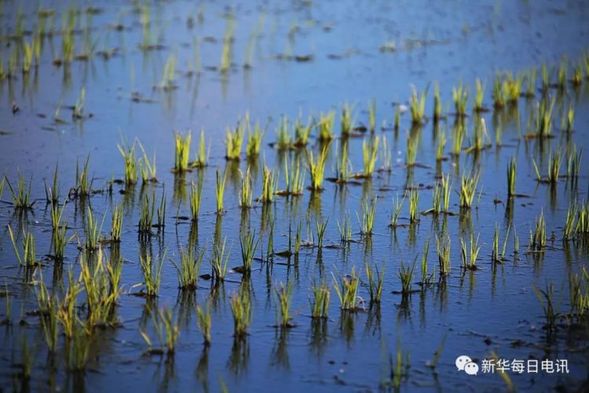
[{"x1": 1, "y1": 1, "x2": 589, "y2": 392}]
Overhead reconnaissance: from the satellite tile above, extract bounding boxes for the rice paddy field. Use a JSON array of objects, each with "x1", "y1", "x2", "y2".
[{"x1": 1, "y1": 0, "x2": 589, "y2": 392}]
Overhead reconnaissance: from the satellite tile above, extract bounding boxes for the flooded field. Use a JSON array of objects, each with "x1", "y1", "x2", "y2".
[{"x1": 1, "y1": 1, "x2": 589, "y2": 392}]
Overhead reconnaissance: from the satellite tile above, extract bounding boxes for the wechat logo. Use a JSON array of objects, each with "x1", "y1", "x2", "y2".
[{"x1": 456, "y1": 355, "x2": 479, "y2": 376}]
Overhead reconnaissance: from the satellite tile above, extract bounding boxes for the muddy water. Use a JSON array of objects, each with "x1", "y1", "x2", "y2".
[{"x1": 1, "y1": 1, "x2": 588, "y2": 392}]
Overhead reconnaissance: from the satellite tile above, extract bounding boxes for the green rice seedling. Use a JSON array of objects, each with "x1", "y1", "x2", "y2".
[
  {"x1": 118, "y1": 142, "x2": 137, "y2": 185},
  {"x1": 430, "y1": 174, "x2": 451, "y2": 214},
  {"x1": 409, "y1": 189, "x2": 419, "y2": 223},
  {"x1": 535, "y1": 97, "x2": 555, "y2": 138},
  {"x1": 246, "y1": 123, "x2": 263, "y2": 158},
  {"x1": 174, "y1": 132, "x2": 192, "y2": 172},
  {"x1": 216, "y1": 170, "x2": 227, "y2": 213},
  {"x1": 6, "y1": 175, "x2": 33, "y2": 209},
  {"x1": 441, "y1": 174, "x2": 451, "y2": 212},
  {"x1": 365, "y1": 263, "x2": 384, "y2": 303},
  {"x1": 219, "y1": 16, "x2": 235, "y2": 73},
  {"x1": 138, "y1": 192, "x2": 155, "y2": 234},
  {"x1": 56, "y1": 272, "x2": 80, "y2": 339},
  {"x1": 563, "y1": 204, "x2": 577, "y2": 240},
  {"x1": 111, "y1": 204, "x2": 123, "y2": 242},
  {"x1": 139, "y1": 252, "x2": 164, "y2": 297},
  {"x1": 316, "y1": 218, "x2": 328, "y2": 248},
  {"x1": 310, "y1": 281, "x2": 330, "y2": 318},
  {"x1": 410, "y1": 87, "x2": 426, "y2": 125},
  {"x1": 159, "y1": 307, "x2": 180, "y2": 354},
  {"x1": 337, "y1": 214, "x2": 353, "y2": 243},
  {"x1": 67, "y1": 326, "x2": 91, "y2": 372},
  {"x1": 503, "y1": 73, "x2": 523, "y2": 103},
  {"x1": 239, "y1": 169, "x2": 253, "y2": 208},
  {"x1": 380, "y1": 136, "x2": 392, "y2": 172},
  {"x1": 557, "y1": 60, "x2": 567, "y2": 90},
  {"x1": 211, "y1": 238, "x2": 229, "y2": 282},
  {"x1": 474, "y1": 79, "x2": 484, "y2": 111},
  {"x1": 160, "y1": 54, "x2": 177, "y2": 90},
  {"x1": 459, "y1": 171, "x2": 480, "y2": 208},
  {"x1": 362, "y1": 137, "x2": 379, "y2": 177},
  {"x1": 565, "y1": 105, "x2": 575, "y2": 133},
  {"x1": 460, "y1": 233, "x2": 480, "y2": 270},
  {"x1": 189, "y1": 130, "x2": 207, "y2": 168},
  {"x1": 420, "y1": 239, "x2": 433, "y2": 285},
  {"x1": 547, "y1": 151, "x2": 562, "y2": 184},
  {"x1": 389, "y1": 194, "x2": 404, "y2": 227},
  {"x1": 340, "y1": 103, "x2": 354, "y2": 136},
  {"x1": 225, "y1": 126, "x2": 244, "y2": 160},
  {"x1": 398, "y1": 259, "x2": 416, "y2": 295},
  {"x1": 52, "y1": 219, "x2": 69, "y2": 261},
  {"x1": 529, "y1": 211, "x2": 546, "y2": 251},
  {"x1": 307, "y1": 148, "x2": 328, "y2": 191},
  {"x1": 240, "y1": 230, "x2": 259, "y2": 273},
  {"x1": 525, "y1": 68, "x2": 537, "y2": 97},
  {"x1": 358, "y1": 198, "x2": 377, "y2": 236},
  {"x1": 196, "y1": 304, "x2": 212, "y2": 345},
  {"x1": 294, "y1": 117, "x2": 313, "y2": 147},
  {"x1": 44, "y1": 164, "x2": 60, "y2": 203},
  {"x1": 283, "y1": 157, "x2": 305, "y2": 196},
  {"x1": 533, "y1": 284, "x2": 557, "y2": 330},
  {"x1": 172, "y1": 247, "x2": 204, "y2": 290},
  {"x1": 368, "y1": 99, "x2": 377, "y2": 132},
  {"x1": 21, "y1": 41, "x2": 33, "y2": 73},
  {"x1": 436, "y1": 130, "x2": 446, "y2": 161},
  {"x1": 41, "y1": 299, "x2": 59, "y2": 353},
  {"x1": 451, "y1": 120, "x2": 465, "y2": 156},
  {"x1": 80, "y1": 249, "x2": 120, "y2": 328},
  {"x1": 84, "y1": 207, "x2": 102, "y2": 251},
  {"x1": 452, "y1": 83, "x2": 468, "y2": 117},
  {"x1": 336, "y1": 142, "x2": 351, "y2": 183},
  {"x1": 566, "y1": 147, "x2": 581, "y2": 185},
  {"x1": 406, "y1": 132, "x2": 418, "y2": 166},
  {"x1": 385, "y1": 346, "x2": 409, "y2": 390},
  {"x1": 318, "y1": 111, "x2": 335, "y2": 141},
  {"x1": 507, "y1": 157, "x2": 517, "y2": 197},
  {"x1": 190, "y1": 180, "x2": 203, "y2": 221},
  {"x1": 541, "y1": 64, "x2": 550, "y2": 91},
  {"x1": 491, "y1": 224, "x2": 511, "y2": 263},
  {"x1": 156, "y1": 191, "x2": 166, "y2": 230},
  {"x1": 332, "y1": 268, "x2": 359, "y2": 310},
  {"x1": 493, "y1": 75, "x2": 506, "y2": 108},
  {"x1": 261, "y1": 166, "x2": 276, "y2": 203},
  {"x1": 294, "y1": 222, "x2": 303, "y2": 256},
  {"x1": 276, "y1": 116, "x2": 291, "y2": 150},
  {"x1": 50, "y1": 200, "x2": 66, "y2": 231},
  {"x1": 230, "y1": 289, "x2": 252, "y2": 338},
  {"x1": 75, "y1": 155, "x2": 92, "y2": 197},
  {"x1": 72, "y1": 88, "x2": 86, "y2": 120},
  {"x1": 275, "y1": 283, "x2": 293, "y2": 327},
  {"x1": 436, "y1": 235, "x2": 451, "y2": 276},
  {"x1": 572, "y1": 63, "x2": 583, "y2": 86},
  {"x1": 465, "y1": 117, "x2": 490, "y2": 153},
  {"x1": 433, "y1": 82, "x2": 442, "y2": 121},
  {"x1": 577, "y1": 202, "x2": 589, "y2": 234}
]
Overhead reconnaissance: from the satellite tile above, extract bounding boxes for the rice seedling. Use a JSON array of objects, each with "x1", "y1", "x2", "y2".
[
  {"x1": 365, "y1": 263, "x2": 384, "y2": 303},
  {"x1": 535, "y1": 97, "x2": 555, "y2": 138},
  {"x1": 474, "y1": 79, "x2": 484, "y2": 111},
  {"x1": 503, "y1": 73, "x2": 523, "y2": 103},
  {"x1": 565, "y1": 105, "x2": 575, "y2": 133},
  {"x1": 225, "y1": 126, "x2": 244, "y2": 160},
  {"x1": 307, "y1": 148, "x2": 328, "y2": 191},
  {"x1": 433, "y1": 82, "x2": 442, "y2": 122},
  {"x1": 341, "y1": 103, "x2": 354, "y2": 136},
  {"x1": 459, "y1": 171, "x2": 480, "y2": 208},
  {"x1": 52, "y1": 218, "x2": 69, "y2": 261},
  {"x1": 557, "y1": 60, "x2": 567, "y2": 90},
  {"x1": 75, "y1": 155, "x2": 92, "y2": 197},
  {"x1": 67, "y1": 327, "x2": 91, "y2": 372},
  {"x1": 436, "y1": 130, "x2": 447, "y2": 161},
  {"x1": 541, "y1": 64, "x2": 550, "y2": 92},
  {"x1": 276, "y1": 116, "x2": 292, "y2": 150},
  {"x1": 219, "y1": 15, "x2": 235, "y2": 73},
  {"x1": 282, "y1": 157, "x2": 305, "y2": 196},
  {"x1": 316, "y1": 218, "x2": 328, "y2": 248},
  {"x1": 171, "y1": 247, "x2": 204, "y2": 290},
  {"x1": 436, "y1": 235, "x2": 451, "y2": 276},
  {"x1": 398, "y1": 260, "x2": 416, "y2": 294},
  {"x1": 84, "y1": 206, "x2": 103, "y2": 251},
  {"x1": 368, "y1": 99, "x2": 377, "y2": 132},
  {"x1": 493, "y1": 74, "x2": 506, "y2": 108},
  {"x1": 260, "y1": 166, "x2": 276, "y2": 203},
  {"x1": 452, "y1": 83, "x2": 468, "y2": 117},
  {"x1": 420, "y1": 240, "x2": 434, "y2": 286},
  {"x1": 6, "y1": 175, "x2": 33, "y2": 209},
  {"x1": 211, "y1": 238, "x2": 229, "y2": 282},
  {"x1": 533, "y1": 284, "x2": 558, "y2": 330},
  {"x1": 239, "y1": 169, "x2": 253, "y2": 208},
  {"x1": 190, "y1": 130, "x2": 209, "y2": 168},
  {"x1": 451, "y1": 120, "x2": 465, "y2": 156},
  {"x1": 44, "y1": 164, "x2": 60, "y2": 203},
  {"x1": 389, "y1": 194, "x2": 405, "y2": 227},
  {"x1": 529, "y1": 211, "x2": 546, "y2": 251},
  {"x1": 410, "y1": 87, "x2": 426, "y2": 125},
  {"x1": 332, "y1": 268, "x2": 360, "y2": 310},
  {"x1": 294, "y1": 117, "x2": 313, "y2": 147},
  {"x1": 138, "y1": 192, "x2": 155, "y2": 234},
  {"x1": 190, "y1": 180, "x2": 203, "y2": 221},
  {"x1": 246, "y1": 123, "x2": 263, "y2": 158},
  {"x1": 216, "y1": 170, "x2": 227, "y2": 213},
  {"x1": 358, "y1": 198, "x2": 377, "y2": 236},
  {"x1": 72, "y1": 88, "x2": 86, "y2": 120},
  {"x1": 491, "y1": 224, "x2": 511, "y2": 263},
  {"x1": 240, "y1": 230, "x2": 259, "y2": 273},
  {"x1": 465, "y1": 117, "x2": 490, "y2": 153},
  {"x1": 174, "y1": 132, "x2": 192, "y2": 172},
  {"x1": 41, "y1": 299, "x2": 59, "y2": 353},
  {"x1": 460, "y1": 233, "x2": 481, "y2": 270},
  {"x1": 566, "y1": 146, "x2": 581, "y2": 184},
  {"x1": 362, "y1": 137, "x2": 379, "y2": 177},
  {"x1": 118, "y1": 142, "x2": 137, "y2": 185},
  {"x1": 563, "y1": 205, "x2": 577, "y2": 240},
  {"x1": 230, "y1": 289, "x2": 252, "y2": 338},
  {"x1": 80, "y1": 249, "x2": 119, "y2": 328},
  {"x1": 139, "y1": 252, "x2": 164, "y2": 297},
  {"x1": 156, "y1": 191, "x2": 166, "y2": 231},
  {"x1": 572, "y1": 63, "x2": 583, "y2": 86},
  {"x1": 337, "y1": 214, "x2": 353, "y2": 243},
  {"x1": 275, "y1": 283, "x2": 293, "y2": 327},
  {"x1": 547, "y1": 151, "x2": 562, "y2": 184},
  {"x1": 406, "y1": 132, "x2": 418, "y2": 167},
  {"x1": 409, "y1": 189, "x2": 419, "y2": 223},
  {"x1": 577, "y1": 202, "x2": 589, "y2": 234},
  {"x1": 110, "y1": 204, "x2": 123, "y2": 242},
  {"x1": 294, "y1": 222, "x2": 303, "y2": 256},
  {"x1": 525, "y1": 68, "x2": 537, "y2": 97},
  {"x1": 318, "y1": 111, "x2": 335, "y2": 141},
  {"x1": 196, "y1": 304, "x2": 212, "y2": 345},
  {"x1": 380, "y1": 136, "x2": 392, "y2": 172},
  {"x1": 507, "y1": 157, "x2": 517, "y2": 197},
  {"x1": 429, "y1": 174, "x2": 451, "y2": 215},
  {"x1": 159, "y1": 307, "x2": 180, "y2": 355},
  {"x1": 310, "y1": 281, "x2": 330, "y2": 318},
  {"x1": 384, "y1": 346, "x2": 410, "y2": 390}
]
